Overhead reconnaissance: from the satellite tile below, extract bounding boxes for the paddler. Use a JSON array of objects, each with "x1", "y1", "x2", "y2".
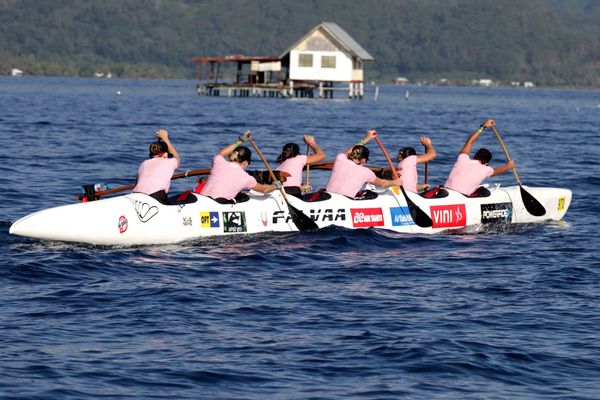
[
  {"x1": 396, "y1": 136, "x2": 436, "y2": 192},
  {"x1": 326, "y1": 130, "x2": 402, "y2": 199},
  {"x1": 444, "y1": 119, "x2": 515, "y2": 196},
  {"x1": 132, "y1": 129, "x2": 180, "y2": 204},
  {"x1": 196, "y1": 131, "x2": 278, "y2": 203},
  {"x1": 275, "y1": 135, "x2": 326, "y2": 197}
]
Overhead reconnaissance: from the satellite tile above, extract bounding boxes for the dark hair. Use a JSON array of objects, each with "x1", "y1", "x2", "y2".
[
  {"x1": 149, "y1": 140, "x2": 168, "y2": 158},
  {"x1": 474, "y1": 148, "x2": 492, "y2": 164},
  {"x1": 276, "y1": 143, "x2": 300, "y2": 164},
  {"x1": 230, "y1": 146, "x2": 252, "y2": 164},
  {"x1": 397, "y1": 147, "x2": 416, "y2": 161},
  {"x1": 348, "y1": 145, "x2": 369, "y2": 163}
]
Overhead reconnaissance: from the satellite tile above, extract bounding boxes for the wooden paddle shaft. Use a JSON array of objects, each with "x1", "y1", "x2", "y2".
[
  {"x1": 246, "y1": 136, "x2": 292, "y2": 204},
  {"x1": 374, "y1": 136, "x2": 400, "y2": 180},
  {"x1": 491, "y1": 126, "x2": 522, "y2": 186},
  {"x1": 89, "y1": 167, "x2": 212, "y2": 198},
  {"x1": 305, "y1": 143, "x2": 311, "y2": 186}
]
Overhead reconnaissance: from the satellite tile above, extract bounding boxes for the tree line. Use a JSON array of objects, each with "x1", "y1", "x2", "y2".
[{"x1": 0, "y1": 0, "x2": 598, "y2": 87}]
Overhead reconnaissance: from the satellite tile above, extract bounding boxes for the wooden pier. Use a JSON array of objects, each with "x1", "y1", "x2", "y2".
[{"x1": 196, "y1": 80, "x2": 365, "y2": 99}]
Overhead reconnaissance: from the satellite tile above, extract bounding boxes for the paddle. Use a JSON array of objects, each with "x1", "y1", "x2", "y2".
[
  {"x1": 307, "y1": 160, "x2": 393, "y2": 175},
  {"x1": 245, "y1": 133, "x2": 318, "y2": 231},
  {"x1": 423, "y1": 141, "x2": 429, "y2": 188},
  {"x1": 491, "y1": 126, "x2": 546, "y2": 217},
  {"x1": 78, "y1": 167, "x2": 212, "y2": 200},
  {"x1": 302, "y1": 143, "x2": 311, "y2": 193},
  {"x1": 373, "y1": 134, "x2": 433, "y2": 228}
]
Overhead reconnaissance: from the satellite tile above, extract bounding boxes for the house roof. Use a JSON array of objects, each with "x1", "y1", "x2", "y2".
[{"x1": 280, "y1": 22, "x2": 374, "y2": 61}]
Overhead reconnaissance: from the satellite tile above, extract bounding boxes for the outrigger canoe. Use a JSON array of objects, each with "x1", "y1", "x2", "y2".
[{"x1": 10, "y1": 183, "x2": 571, "y2": 245}]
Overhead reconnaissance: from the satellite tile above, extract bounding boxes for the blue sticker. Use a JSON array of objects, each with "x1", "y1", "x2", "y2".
[
  {"x1": 209, "y1": 211, "x2": 220, "y2": 228},
  {"x1": 390, "y1": 207, "x2": 415, "y2": 226}
]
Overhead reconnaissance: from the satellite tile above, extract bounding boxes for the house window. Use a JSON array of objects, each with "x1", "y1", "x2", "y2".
[
  {"x1": 298, "y1": 54, "x2": 313, "y2": 67},
  {"x1": 321, "y1": 55, "x2": 336, "y2": 68}
]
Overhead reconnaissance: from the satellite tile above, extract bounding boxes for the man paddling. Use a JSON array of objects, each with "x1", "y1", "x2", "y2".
[
  {"x1": 275, "y1": 135, "x2": 326, "y2": 197},
  {"x1": 196, "y1": 132, "x2": 278, "y2": 203},
  {"x1": 444, "y1": 119, "x2": 515, "y2": 196},
  {"x1": 326, "y1": 130, "x2": 402, "y2": 198},
  {"x1": 132, "y1": 129, "x2": 180, "y2": 204},
  {"x1": 396, "y1": 136, "x2": 436, "y2": 192}
]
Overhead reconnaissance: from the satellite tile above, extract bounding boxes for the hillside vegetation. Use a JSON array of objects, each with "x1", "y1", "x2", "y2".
[{"x1": 1, "y1": 0, "x2": 599, "y2": 87}]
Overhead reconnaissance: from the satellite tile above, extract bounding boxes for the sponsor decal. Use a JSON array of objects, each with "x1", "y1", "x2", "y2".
[
  {"x1": 558, "y1": 196, "x2": 565, "y2": 211},
  {"x1": 272, "y1": 208, "x2": 345, "y2": 224},
  {"x1": 126, "y1": 197, "x2": 159, "y2": 222},
  {"x1": 310, "y1": 208, "x2": 346, "y2": 222},
  {"x1": 481, "y1": 203, "x2": 513, "y2": 224},
  {"x1": 430, "y1": 204, "x2": 467, "y2": 228},
  {"x1": 260, "y1": 211, "x2": 268, "y2": 227},
  {"x1": 200, "y1": 212, "x2": 220, "y2": 228},
  {"x1": 351, "y1": 208, "x2": 385, "y2": 228},
  {"x1": 273, "y1": 210, "x2": 291, "y2": 224},
  {"x1": 182, "y1": 216, "x2": 192, "y2": 227},
  {"x1": 389, "y1": 207, "x2": 415, "y2": 226},
  {"x1": 118, "y1": 215, "x2": 128, "y2": 234},
  {"x1": 223, "y1": 211, "x2": 247, "y2": 233}
]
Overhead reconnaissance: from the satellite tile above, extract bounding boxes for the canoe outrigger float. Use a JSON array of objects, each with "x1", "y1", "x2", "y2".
[{"x1": 9, "y1": 183, "x2": 571, "y2": 245}]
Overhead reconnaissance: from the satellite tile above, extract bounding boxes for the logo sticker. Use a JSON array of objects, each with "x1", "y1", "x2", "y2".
[
  {"x1": 481, "y1": 203, "x2": 513, "y2": 224},
  {"x1": 126, "y1": 197, "x2": 159, "y2": 222},
  {"x1": 558, "y1": 196, "x2": 565, "y2": 211},
  {"x1": 430, "y1": 204, "x2": 467, "y2": 228},
  {"x1": 200, "y1": 212, "x2": 220, "y2": 228},
  {"x1": 272, "y1": 208, "x2": 345, "y2": 224},
  {"x1": 351, "y1": 208, "x2": 385, "y2": 228},
  {"x1": 260, "y1": 211, "x2": 268, "y2": 227},
  {"x1": 182, "y1": 216, "x2": 192, "y2": 226},
  {"x1": 389, "y1": 207, "x2": 415, "y2": 226},
  {"x1": 310, "y1": 208, "x2": 346, "y2": 222},
  {"x1": 223, "y1": 211, "x2": 246, "y2": 233},
  {"x1": 118, "y1": 215, "x2": 128, "y2": 234}
]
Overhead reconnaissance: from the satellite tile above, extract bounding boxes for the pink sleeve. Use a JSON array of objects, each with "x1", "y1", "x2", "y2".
[{"x1": 365, "y1": 168, "x2": 377, "y2": 183}]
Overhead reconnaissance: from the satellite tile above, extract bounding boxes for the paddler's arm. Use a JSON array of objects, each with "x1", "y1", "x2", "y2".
[
  {"x1": 251, "y1": 182, "x2": 278, "y2": 193},
  {"x1": 344, "y1": 130, "x2": 377, "y2": 156},
  {"x1": 156, "y1": 129, "x2": 180, "y2": 166},
  {"x1": 371, "y1": 177, "x2": 402, "y2": 188},
  {"x1": 218, "y1": 138, "x2": 244, "y2": 157},
  {"x1": 304, "y1": 135, "x2": 326, "y2": 164},
  {"x1": 416, "y1": 136, "x2": 436, "y2": 163},
  {"x1": 492, "y1": 159, "x2": 515, "y2": 177},
  {"x1": 459, "y1": 119, "x2": 495, "y2": 155}
]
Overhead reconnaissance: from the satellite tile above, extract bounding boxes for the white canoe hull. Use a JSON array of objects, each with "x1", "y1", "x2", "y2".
[{"x1": 9, "y1": 185, "x2": 572, "y2": 245}]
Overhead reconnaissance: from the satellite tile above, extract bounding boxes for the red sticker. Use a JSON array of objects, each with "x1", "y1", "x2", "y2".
[
  {"x1": 430, "y1": 204, "x2": 467, "y2": 228},
  {"x1": 351, "y1": 208, "x2": 385, "y2": 228},
  {"x1": 118, "y1": 215, "x2": 128, "y2": 234}
]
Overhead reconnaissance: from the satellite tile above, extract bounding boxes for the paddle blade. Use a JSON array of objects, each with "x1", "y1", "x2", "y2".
[
  {"x1": 520, "y1": 186, "x2": 546, "y2": 217},
  {"x1": 401, "y1": 186, "x2": 433, "y2": 228},
  {"x1": 288, "y1": 203, "x2": 319, "y2": 231}
]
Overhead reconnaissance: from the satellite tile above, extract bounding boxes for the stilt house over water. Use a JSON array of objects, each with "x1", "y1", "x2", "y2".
[{"x1": 193, "y1": 22, "x2": 374, "y2": 99}]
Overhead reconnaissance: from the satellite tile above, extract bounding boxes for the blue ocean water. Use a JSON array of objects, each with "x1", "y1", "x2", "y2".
[{"x1": 1, "y1": 77, "x2": 599, "y2": 399}]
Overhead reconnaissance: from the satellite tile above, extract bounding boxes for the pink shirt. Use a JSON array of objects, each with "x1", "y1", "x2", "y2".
[
  {"x1": 397, "y1": 155, "x2": 418, "y2": 193},
  {"x1": 326, "y1": 153, "x2": 377, "y2": 197},
  {"x1": 445, "y1": 153, "x2": 494, "y2": 195},
  {"x1": 276, "y1": 155, "x2": 307, "y2": 187},
  {"x1": 201, "y1": 155, "x2": 258, "y2": 200},
  {"x1": 133, "y1": 157, "x2": 179, "y2": 195}
]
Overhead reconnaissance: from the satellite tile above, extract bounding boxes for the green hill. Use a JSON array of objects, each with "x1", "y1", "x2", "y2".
[{"x1": 1, "y1": 0, "x2": 599, "y2": 87}]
